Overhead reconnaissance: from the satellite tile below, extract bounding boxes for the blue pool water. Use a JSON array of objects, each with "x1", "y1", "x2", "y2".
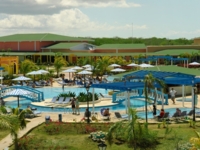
[{"x1": 6, "y1": 87, "x2": 193, "y2": 119}]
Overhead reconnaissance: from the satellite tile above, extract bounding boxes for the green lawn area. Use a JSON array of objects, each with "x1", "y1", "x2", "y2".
[
  {"x1": 0, "y1": 128, "x2": 9, "y2": 140},
  {"x1": 6, "y1": 121, "x2": 200, "y2": 150}
]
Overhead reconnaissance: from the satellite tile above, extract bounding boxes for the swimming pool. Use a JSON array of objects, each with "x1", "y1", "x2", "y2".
[{"x1": 4, "y1": 87, "x2": 157, "y2": 118}]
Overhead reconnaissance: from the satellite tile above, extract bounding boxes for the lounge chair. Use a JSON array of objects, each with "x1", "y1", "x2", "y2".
[
  {"x1": 63, "y1": 97, "x2": 71, "y2": 104},
  {"x1": 187, "y1": 110, "x2": 193, "y2": 116},
  {"x1": 158, "y1": 112, "x2": 169, "y2": 121},
  {"x1": 48, "y1": 97, "x2": 57, "y2": 103},
  {"x1": 171, "y1": 112, "x2": 180, "y2": 121},
  {"x1": 55, "y1": 97, "x2": 65, "y2": 104},
  {"x1": 180, "y1": 111, "x2": 187, "y2": 119},
  {"x1": 114, "y1": 112, "x2": 128, "y2": 120}
]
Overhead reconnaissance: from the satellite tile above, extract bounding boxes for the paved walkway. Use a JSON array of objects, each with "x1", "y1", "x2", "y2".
[{"x1": 0, "y1": 81, "x2": 199, "y2": 150}]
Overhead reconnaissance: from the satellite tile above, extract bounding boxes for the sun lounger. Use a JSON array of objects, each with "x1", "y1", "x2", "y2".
[
  {"x1": 158, "y1": 112, "x2": 169, "y2": 121},
  {"x1": 55, "y1": 97, "x2": 65, "y2": 104},
  {"x1": 48, "y1": 97, "x2": 57, "y2": 103},
  {"x1": 114, "y1": 112, "x2": 128, "y2": 120},
  {"x1": 63, "y1": 97, "x2": 71, "y2": 104}
]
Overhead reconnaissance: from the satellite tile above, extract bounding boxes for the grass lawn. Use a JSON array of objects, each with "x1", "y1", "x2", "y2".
[
  {"x1": 0, "y1": 128, "x2": 10, "y2": 141},
  {"x1": 7, "y1": 121, "x2": 200, "y2": 150}
]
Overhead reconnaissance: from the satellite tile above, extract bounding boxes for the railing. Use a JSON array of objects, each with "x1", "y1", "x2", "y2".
[
  {"x1": 112, "y1": 88, "x2": 168, "y2": 105},
  {"x1": 0, "y1": 86, "x2": 44, "y2": 102}
]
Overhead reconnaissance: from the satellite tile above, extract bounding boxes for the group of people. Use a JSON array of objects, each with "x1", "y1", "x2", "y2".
[
  {"x1": 154, "y1": 107, "x2": 182, "y2": 119},
  {"x1": 70, "y1": 97, "x2": 80, "y2": 115}
]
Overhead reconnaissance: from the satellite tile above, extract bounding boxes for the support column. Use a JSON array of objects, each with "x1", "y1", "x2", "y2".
[
  {"x1": 182, "y1": 85, "x2": 185, "y2": 107},
  {"x1": 92, "y1": 88, "x2": 95, "y2": 114},
  {"x1": 161, "y1": 88, "x2": 164, "y2": 109}
]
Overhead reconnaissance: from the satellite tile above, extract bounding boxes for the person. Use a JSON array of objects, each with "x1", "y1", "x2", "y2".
[
  {"x1": 75, "y1": 98, "x2": 80, "y2": 115},
  {"x1": 70, "y1": 98, "x2": 76, "y2": 114},
  {"x1": 153, "y1": 104, "x2": 157, "y2": 117},
  {"x1": 84, "y1": 108, "x2": 91, "y2": 122},
  {"x1": 103, "y1": 108, "x2": 111, "y2": 117},
  {"x1": 157, "y1": 109, "x2": 165, "y2": 119},
  {"x1": 169, "y1": 88, "x2": 177, "y2": 104},
  {"x1": 176, "y1": 108, "x2": 181, "y2": 116}
]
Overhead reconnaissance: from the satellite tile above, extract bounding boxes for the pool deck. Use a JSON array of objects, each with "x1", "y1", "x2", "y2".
[{"x1": 1, "y1": 81, "x2": 200, "y2": 150}]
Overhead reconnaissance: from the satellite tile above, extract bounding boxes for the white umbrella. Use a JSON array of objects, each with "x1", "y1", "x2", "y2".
[
  {"x1": 62, "y1": 68, "x2": 77, "y2": 80},
  {"x1": 12, "y1": 76, "x2": 31, "y2": 81},
  {"x1": 5, "y1": 89, "x2": 31, "y2": 107},
  {"x1": 82, "y1": 64, "x2": 93, "y2": 68},
  {"x1": 127, "y1": 63, "x2": 138, "y2": 67},
  {"x1": 111, "y1": 68, "x2": 126, "y2": 72},
  {"x1": 77, "y1": 70, "x2": 92, "y2": 75},
  {"x1": 189, "y1": 62, "x2": 200, "y2": 65},
  {"x1": 73, "y1": 66, "x2": 83, "y2": 70},
  {"x1": 62, "y1": 68, "x2": 77, "y2": 73},
  {"x1": 109, "y1": 64, "x2": 121, "y2": 67},
  {"x1": 27, "y1": 71, "x2": 42, "y2": 75},
  {"x1": 37, "y1": 69, "x2": 49, "y2": 74},
  {"x1": 27, "y1": 71, "x2": 43, "y2": 83},
  {"x1": 139, "y1": 63, "x2": 154, "y2": 68},
  {"x1": 85, "y1": 67, "x2": 93, "y2": 71}
]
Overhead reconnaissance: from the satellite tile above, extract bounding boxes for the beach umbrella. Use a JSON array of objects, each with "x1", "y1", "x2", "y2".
[
  {"x1": 5, "y1": 89, "x2": 31, "y2": 107},
  {"x1": 73, "y1": 66, "x2": 83, "y2": 70},
  {"x1": 27, "y1": 71, "x2": 42, "y2": 83},
  {"x1": 62, "y1": 68, "x2": 77, "y2": 80},
  {"x1": 109, "y1": 64, "x2": 121, "y2": 67},
  {"x1": 111, "y1": 68, "x2": 126, "y2": 72},
  {"x1": 77, "y1": 70, "x2": 92, "y2": 75},
  {"x1": 62, "y1": 68, "x2": 77, "y2": 73},
  {"x1": 12, "y1": 76, "x2": 31, "y2": 81},
  {"x1": 82, "y1": 64, "x2": 93, "y2": 68},
  {"x1": 127, "y1": 63, "x2": 138, "y2": 67},
  {"x1": 139, "y1": 63, "x2": 154, "y2": 68},
  {"x1": 37, "y1": 69, "x2": 49, "y2": 74},
  {"x1": 189, "y1": 62, "x2": 200, "y2": 65}
]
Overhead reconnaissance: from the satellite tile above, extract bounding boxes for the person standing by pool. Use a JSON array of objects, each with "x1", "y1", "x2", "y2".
[
  {"x1": 169, "y1": 88, "x2": 177, "y2": 104},
  {"x1": 75, "y1": 98, "x2": 80, "y2": 115},
  {"x1": 70, "y1": 98, "x2": 76, "y2": 114}
]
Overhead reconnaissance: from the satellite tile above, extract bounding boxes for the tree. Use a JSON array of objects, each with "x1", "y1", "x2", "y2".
[
  {"x1": 144, "y1": 73, "x2": 166, "y2": 124},
  {"x1": 54, "y1": 53, "x2": 68, "y2": 77},
  {"x1": 0, "y1": 106, "x2": 30, "y2": 150},
  {"x1": 20, "y1": 59, "x2": 38, "y2": 75},
  {"x1": 107, "y1": 108, "x2": 158, "y2": 150}
]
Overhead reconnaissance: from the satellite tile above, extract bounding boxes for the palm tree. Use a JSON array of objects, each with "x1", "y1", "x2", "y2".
[
  {"x1": 96, "y1": 56, "x2": 111, "y2": 79},
  {"x1": 144, "y1": 73, "x2": 166, "y2": 124},
  {"x1": 107, "y1": 108, "x2": 158, "y2": 150},
  {"x1": 54, "y1": 53, "x2": 68, "y2": 77},
  {"x1": 20, "y1": 59, "x2": 38, "y2": 75},
  {"x1": 0, "y1": 107, "x2": 30, "y2": 150}
]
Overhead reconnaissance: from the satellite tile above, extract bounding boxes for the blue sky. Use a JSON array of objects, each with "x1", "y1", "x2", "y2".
[{"x1": 0, "y1": 0, "x2": 199, "y2": 39}]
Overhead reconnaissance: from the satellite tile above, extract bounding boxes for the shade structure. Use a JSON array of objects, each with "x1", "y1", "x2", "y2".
[
  {"x1": 62, "y1": 68, "x2": 77, "y2": 73},
  {"x1": 85, "y1": 67, "x2": 93, "y2": 71},
  {"x1": 77, "y1": 70, "x2": 92, "y2": 75},
  {"x1": 37, "y1": 69, "x2": 49, "y2": 74},
  {"x1": 109, "y1": 64, "x2": 121, "y2": 67},
  {"x1": 82, "y1": 64, "x2": 92, "y2": 68},
  {"x1": 27, "y1": 71, "x2": 43, "y2": 75},
  {"x1": 189, "y1": 62, "x2": 200, "y2": 65},
  {"x1": 5, "y1": 89, "x2": 31, "y2": 107},
  {"x1": 73, "y1": 66, "x2": 83, "y2": 70},
  {"x1": 127, "y1": 63, "x2": 138, "y2": 67},
  {"x1": 111, "y1": 68, "x2": 126, "y2": 72},
  {"x1": 27, "y1": 71, "x2": 43, "y2": 83},
  {"x1": 12, "y1": 76, "x2": 31, "y2": 81},
  {"x1": 139, "y1": 63, "x2": 154, "y2": 68},
  {"x1": 62, "y1": 68, "x2": 77, "y2": 80}
]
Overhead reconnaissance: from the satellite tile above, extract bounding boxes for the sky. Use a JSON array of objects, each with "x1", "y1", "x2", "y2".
[{"x1": 0, "y1": 0, "x2": 200, "y2": 39}]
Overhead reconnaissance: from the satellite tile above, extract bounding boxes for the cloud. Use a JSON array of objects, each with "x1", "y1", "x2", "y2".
[
  {"x1": 0, "y1": 9, "x2": 146, "y2": 38},
  {"x1": 0, "y1": 0, "x2": 141, "y2": 15}
]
